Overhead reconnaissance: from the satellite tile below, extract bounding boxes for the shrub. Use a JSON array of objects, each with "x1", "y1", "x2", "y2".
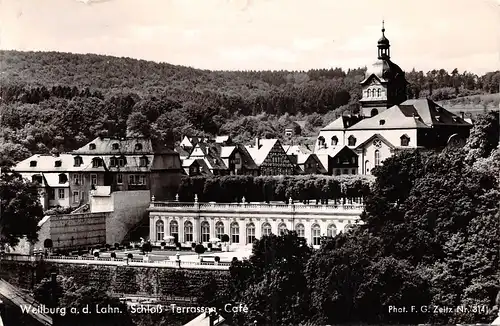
[
  {"x1": 214, "y1": 256, "x2": 220, "y2": 263},
  {"x1": 43, "y1": 239, "x2": 53, "y2": 249},
  {"x1": 105, "y1": 244, "x2": 111, "y2": 249},
  {"x1": 221, "y1": 234, "x2": 229, "y2": 243},
  {"x1": 175, "y1": 242, "x2": 181, "y2": 249},
  {"x1": 110, "y1": 252, "x2": 116, "y2": 259},
  {"x1": 127, "y1": 253, "x2": 133, "y2": 259},
  {"x1": 195, "y1": 244, "x2": 206, "y2": 255},
  {"x1": 160, "y1": 242, "x2": 166, "y2": 247},
  {"x1": 207, "y1": 243, "x2": 213, "y2": 249},
  {"x1": 191, "y1": 242, "x2": 196, "y2": 248},
  {"x1": 142, "y1": 242, "x2": 153, "y2": 254},
  {"x1": 93, "y1": 251, "x2": 99, "y2": 258},
  {"x1": 114, "y1": 243, "x2": 120, "y2": 249}
]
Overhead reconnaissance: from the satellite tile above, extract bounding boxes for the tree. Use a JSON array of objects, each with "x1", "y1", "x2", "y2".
[
  {"x1": 464, "y1": 111, "x2": 500, "y2": 163},
  {"x1": 0, "y1": 170, "x2": 44, "y2": 247},
  {"x1": 126, "y1": 112, "x2": 150, "y2": 137},
  {"x1": 195, "y1": 244, "x2": 205, "y2": 257}
]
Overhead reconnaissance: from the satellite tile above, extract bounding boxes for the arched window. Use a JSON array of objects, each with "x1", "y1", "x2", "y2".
[
  {"x1": 374, "y1": 150, "x2": 380, "y2": 166},
  {"x1": 246, "y1": 223, "x2": 256, "y2": 244},
  {"x1": 230, "y1": 222, "x2": 239, "y2": 243},
  {"x1": 92, "y1": 157, "x2": 102, "y2": 168},
  {"x1": 74, "y1": 156, "x2": 83, "y2": 167},
  {"x1": 365, "y1": 160, "x2": 371, "y2": 174},
  {"x1": 135, "y1": 143, "x2": 143, "y2": 151},
  {"x1": 377, "y1": 89, "x2": 381, "y2": 97},
  {"x1": 215, "y1": 222, "x2": 224, "y2": 240},
  {"x1": 370, "y1": 109, "x2": 378, "y2": 117},
  {"x1": 184, "y1": 221, "x2": 193, "y2": 242},
  {"x1": 278, "y1": 223, "x2": 287, "y2": 235},
  {"x1": 348, "y1": 136, "x2": 356, "y2": 146},
  {"x1": 170, "y1": 221, "x2": 178, "y2": 242},
  {"x1": 156, "y1": 220, "x2": 164, "y2": 242},
  {"x1": 400, "y1": 134, "x2": 410, "y2": 146},
  {"x1": 112, "y1": 143, "x2": 119, "y2": 150},
  {"x1": 367, "y1": 89, "x2": 371, "y2": 97},
  {"x1": 318, "y1": 136, "x2": 325, "y2": 147},
  {"x1": 295, "y1": 223, "x2": 305, "y2": 238},
  {"x1": 327, "y1": 224, "x2": 337, "y2": 237},
  {"x1": 331, "y1": 136, "x2": 338, "y2": 146},
  {"x1": 89, "y1": 143, "x2": 96, "y2": 150},
  {"x1": 201, "y1": 221, "x2": 210, "y2": 243},
  {"x1": 262, "y1": 223, "x2": 272, "y2": 237},
  {"x1": 58, "y1": 173, "x2": 67, "y2": 184},
  {"x1": 312, "y1": 224, "x2": 321, "y2": 246}
]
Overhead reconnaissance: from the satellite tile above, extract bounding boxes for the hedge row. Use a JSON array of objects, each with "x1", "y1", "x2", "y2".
[{"x1": 177, "y1": 174, "x2": 373, "y2": 203}]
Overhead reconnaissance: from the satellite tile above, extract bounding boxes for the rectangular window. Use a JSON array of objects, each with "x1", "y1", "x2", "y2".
[
  {"x1": 117, "y1": 174, "x2": 123, "y2": 184},
  {"x1": 110, "y1": 158, "x2": 116, "y2": 167},
  {"x1": 140, "y1": 157, "x2": 147, "y2": 167},
  {"x1": 91, "y1": 174, "x2": 97, "y2": 185},
  {"x1": 352, "y1": 169, "x2": 356, "y2": 174},
  {"x1": 58, "y1": 189, "x2": 65, "y2": 199},
  {"x1": 129, "y1": 175, "x2": 135, "y2": 185},
  {"x1": 73, "y1": 191, "x2": 79, "y2": 203},
  {"x1": 118, "y1": 158, "x2": 125, "y2": 167},
  {"x1": 139, "y1": 175, "x2": 146, "y2": 185},
  {"x1": 234, "y1": 158, "x2": 240, "y2": 164},
  {"x1": 49, "y1": 189, "x2": 55, "y2": 200}
]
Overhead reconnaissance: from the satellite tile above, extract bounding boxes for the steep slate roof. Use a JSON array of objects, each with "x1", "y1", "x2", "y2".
[
  {"x1": 174, "y1": 146, "x2": 191, "y2": 159},
  {"x1": 315, "y1": 153, "x2": 330, "y2": 172},
  {"x1": 347, "y1": 105, "x2": 429, "y2": 130},
  {"x1": 72, "y1": 137, "x2": 176, "y2": 155},
  {"x1": 304, "y1": 154, "x2": 328, "y2": 173},
  {"x1": 188, "y1": 143, "x2": 228, "y2": 170},
  {"x1": 245, "y1": 139, "x2": 279, "y2": 165},
  {"x1": 399, "y1": 99, "x2": 472, "y2": 127},
  {"x1": 43, "y1": 173, "x2": 69, "y2": 187}
]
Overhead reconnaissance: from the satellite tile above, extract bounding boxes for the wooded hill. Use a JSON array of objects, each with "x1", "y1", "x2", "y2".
[{"x1": 0, "y1": 50, "x2": 499, "y2": 166}]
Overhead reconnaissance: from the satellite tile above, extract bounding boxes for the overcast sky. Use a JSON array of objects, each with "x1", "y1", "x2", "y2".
[{"x1": 0, "y1": 0, "x2": 499, "y2": 74}]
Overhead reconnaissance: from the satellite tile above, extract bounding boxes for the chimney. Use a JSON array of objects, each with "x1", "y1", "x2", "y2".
[
  {"x1": 255, "y1": 138, "x2": 260, "y2": 149},
  {"x1": 460, "y1": 111, "x2": 465, "y2": 119}
]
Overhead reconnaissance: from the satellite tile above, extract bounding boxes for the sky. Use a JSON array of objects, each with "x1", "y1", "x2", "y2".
[{"x1": 0, "y1": 0, "x2": 499, "y2": 75}]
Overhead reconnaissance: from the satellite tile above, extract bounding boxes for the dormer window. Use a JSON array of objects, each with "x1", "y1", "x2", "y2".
[
  {"x1": 110, "y1": 157, "x2": 116, "y2": 167},
  {"x1": 112, "y1": 143, "x2": 119, "y2": 150},
  {"x1": 118, "y1": 157, "x2": 125, "y2": 167},
  {"x1": 400, "y1": 134, "x2": 410, "y2": 147},
  {"x1": 331, "y1": 136, "x2": 338, "y2": 146},
  {"x1": 30, "y1": 161, "x2": 37, "y2": 167},
  {"x1": 74, "y1": 156, "x2": 83, "y2": 167},
  {"x1": 54, "y1": 160, "x2": 62, "y2": 167},
  {"x1": 139, "y1": 156, "x2": 148, "y2": 167},
  {"x1": 89, "y1": 143, "x2": 96, "y2": 150},
  {"x1": 92, "y1": 158, "x2": 103, "y2": 168},
  {"x1": 435, "y1": 115, "x2": 441, "y2": 122},
  {"x1": 379, "y1": 120, "x2": 386, "y2": 125},
  {"x1": 32, "y1": 175, "x2": 42, "y2": 184},
  {"x1": 135, "y1": 143, "x2": 143, "y2": 151},
  {"x1": 58, "y1": 173, "x2": 68, "y2": 184},
  {"x1": 318, "y1": 136, "x2": 326, "y2": 148},
  {"x1": 348, "y1": 136, "x2": 357, "y2": 146}
]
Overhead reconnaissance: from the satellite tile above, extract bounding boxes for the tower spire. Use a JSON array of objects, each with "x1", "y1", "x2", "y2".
[
  {"x1": 377, "y1": 20, "x2": 390, "y2": 59},
  {"x1": 382, "y1": 20, "x2": 385, "y2": 34}
]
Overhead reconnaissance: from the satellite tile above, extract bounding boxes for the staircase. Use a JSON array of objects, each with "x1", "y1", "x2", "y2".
[{"x1": 0, "y1": 279, "x2": 52, "y2": 325}]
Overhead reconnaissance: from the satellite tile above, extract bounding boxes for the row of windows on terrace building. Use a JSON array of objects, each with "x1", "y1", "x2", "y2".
[
  {"x1": 317, "y1": 134, "x2": 410, "y2": 147},
  {"x1": 155, "y1": 220, "x2": 348, "y2": 246},
  {"x1": 29, "y1": 156, "x2": 150, "y2": 168}
]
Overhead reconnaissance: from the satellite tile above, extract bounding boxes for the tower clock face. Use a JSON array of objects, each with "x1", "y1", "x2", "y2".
[{"x1": 373, "y1": 139, "x2": 382, "y2": 148}]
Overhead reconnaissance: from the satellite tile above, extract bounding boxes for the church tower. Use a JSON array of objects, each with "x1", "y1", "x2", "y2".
[{"x1": 359, "y1": 22, "x2": 408, "y2": 117}]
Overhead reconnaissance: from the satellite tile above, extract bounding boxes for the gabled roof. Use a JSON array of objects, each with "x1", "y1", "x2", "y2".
[
  {"x1": 220, "y1": 146, "x2": 236, "y2": 158},
  {"x1": 321, "y1": 115, "x2": 364, "y2": 131},
  {"x1": 304, "y1": 154, "x2": 328, "y2": 174},
  {"x1": 354, "y1": 133, "x2": 394, "y2": 150},
  {"x1": 43, "y1": 173, "x2": 69, "y2": 188},
  {"x1": 174, "y1": 146, "x2": 191, "y2": 159},
  {"x1": 315, "y1": 153, "x2": 330, "y2": 172},
  {"x1": 245, "y1": 139, "x2": 280, "y2": 165},
  {"x1": 215, "y1": 135, "x2": 231, "y2": 143},
  {"x1": 284, "y1": 144, "x2": 312, "y2": 155},
  {"x1": 399, "y1": 99, "x2": 472, "y2": 127},
  {"x1": 347, "y1": 104, "x2": 429, "y2": 130}
]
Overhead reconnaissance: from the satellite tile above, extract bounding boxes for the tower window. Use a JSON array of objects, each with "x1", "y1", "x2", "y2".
[
  {"x1": 377, "y1": 89, "x2": 381, "y2": 97},
  {"x1": 400, "y1": 135, "x2": 410, "y2": 146},
  {"x1": 370, "y1": 109, "x2": 379, "y2": 117}
]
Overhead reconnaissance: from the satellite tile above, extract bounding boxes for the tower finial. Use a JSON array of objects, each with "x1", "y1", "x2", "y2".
[{"x1": 382, "y1": 20, "x2": 385, "y2": 34}]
